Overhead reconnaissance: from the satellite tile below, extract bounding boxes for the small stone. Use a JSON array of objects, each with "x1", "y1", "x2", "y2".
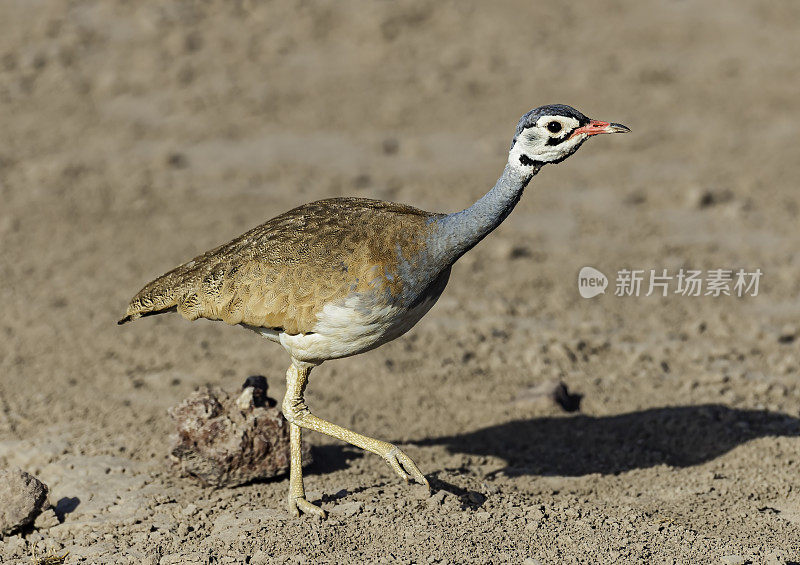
[
  {"x1": 33, "y1": 508, "x2": 59, "y2": 530},
  {"x1": 168, "y1": 381, "x2": 308, "y2": 487},
  {"x1": 523, "y1": 559, "x2": 542, "y2": 565},
  {"x1": 235, "y1": 387, "x2": 255, "y2": 411},
  {"x1": 0, "y1": 468, "x2": 50, "y2": 537},
  {"x1": 720, "y1": 555, "x2": 746, "y2": 565},
  {"x1": 515, "y1": 380, "x2": 582, "y2": 412},
  {"x1": 474, "y1": 511, "x2": 491, "y2": 522}
]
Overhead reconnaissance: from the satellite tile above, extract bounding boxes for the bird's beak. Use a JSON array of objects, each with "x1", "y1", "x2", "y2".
[{"x1": 570, "y1": 120, "x2": 631, "y2": 138}]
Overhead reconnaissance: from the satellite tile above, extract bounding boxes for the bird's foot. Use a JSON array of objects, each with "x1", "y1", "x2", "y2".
[
  {"x1": 383, "y1": 445, "x2": 430, "y2": 489},
  {"x1": 289, "y1": 496, "x2": 326, "y2": 519}
]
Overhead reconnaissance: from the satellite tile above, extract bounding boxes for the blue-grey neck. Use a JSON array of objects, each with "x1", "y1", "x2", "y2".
[{"x1": 427, "y1": 162, "x2": 539, "y2": 267}]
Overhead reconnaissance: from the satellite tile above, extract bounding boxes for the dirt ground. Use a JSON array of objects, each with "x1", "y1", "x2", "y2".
[{"x1": 1, "y1": 1, "x2": 799, "y2": 563}]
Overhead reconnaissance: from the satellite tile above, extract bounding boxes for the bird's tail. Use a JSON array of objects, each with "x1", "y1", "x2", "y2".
[{"x1": 117, "y1": 260, "x2": 202, "y2": 324}]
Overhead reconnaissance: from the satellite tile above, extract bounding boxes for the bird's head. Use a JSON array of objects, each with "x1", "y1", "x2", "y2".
[{"x1": 508, "y1": 104, "x2": 629, "y2": 171}]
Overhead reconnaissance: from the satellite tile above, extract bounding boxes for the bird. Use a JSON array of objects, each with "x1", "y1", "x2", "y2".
[{"x1": 119, "y1": 104, "x2": 629, "y2": 518}]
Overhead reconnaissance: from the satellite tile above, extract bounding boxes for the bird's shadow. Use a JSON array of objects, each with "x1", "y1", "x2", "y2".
[
  {"x1": 308, "y1": 443, "x2": 364, "y2": 476},
  {"x1": 416, "y1": 404, "x2": 800, "y2": 476}
]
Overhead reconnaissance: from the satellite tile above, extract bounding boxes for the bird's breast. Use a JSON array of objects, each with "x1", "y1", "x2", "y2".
[{"x1": 279, "y1": 267, "x2": 450, "y2": 363}]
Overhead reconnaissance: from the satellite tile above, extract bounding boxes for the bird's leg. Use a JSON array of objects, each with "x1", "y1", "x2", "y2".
[
  {"x1": 282, "y1": 359, "x2": 429, "y2": 515},
  {"x1": 287, "y1": 419, "x2": 326, "y2": 518},
  {"x1": 284, "y1": 362, "x2": 326, "y2": 518}
]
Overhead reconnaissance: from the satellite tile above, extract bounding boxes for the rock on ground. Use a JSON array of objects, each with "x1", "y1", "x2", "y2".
[
  {"x1": 169, "y1": 377, "x2": 309, "y2": 487},
  {"x1": 0, "y1": 468, "x2": 50, "y2": 537}
]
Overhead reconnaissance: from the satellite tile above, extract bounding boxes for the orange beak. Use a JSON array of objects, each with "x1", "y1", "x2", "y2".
[{"x1": 570, "y1": 120, "x2": 630, "y2": 139}]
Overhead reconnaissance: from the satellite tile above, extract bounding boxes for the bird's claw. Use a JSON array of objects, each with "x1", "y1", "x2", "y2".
[
  {"x1": 289, "y1": 496, "x2": 326, "y2": 519},
  {"x1": 384, "y1": 445, "x2": 430, "y2": 489}
]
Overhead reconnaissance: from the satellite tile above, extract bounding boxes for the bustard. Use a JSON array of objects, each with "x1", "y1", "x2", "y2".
[{"x1": 119, "y1": 104, "x2": 629, "y2": 517}]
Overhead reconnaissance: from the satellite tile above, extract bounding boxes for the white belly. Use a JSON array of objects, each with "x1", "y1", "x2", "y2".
[
  {"x1": 276, "y1": 290, "x2": 441, "y2": 362},
  {"x1": 248, "y1": 267, "x2": 451, "y2": 364}
]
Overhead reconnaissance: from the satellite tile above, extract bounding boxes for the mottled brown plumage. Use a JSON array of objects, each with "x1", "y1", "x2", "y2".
[{"x1": 120, "y1": 197, "x2": 442, "y2": 335}]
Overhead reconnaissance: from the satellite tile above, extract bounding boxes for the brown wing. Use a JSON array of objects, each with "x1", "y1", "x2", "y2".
[{"x1": 119, "y1": 198, "x2": 441, "y2": 335}]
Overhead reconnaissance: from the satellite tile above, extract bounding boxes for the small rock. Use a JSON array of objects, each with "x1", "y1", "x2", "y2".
[
  {"x1": 33, "y1": 508, "x2": 59, "y2": 530},
  {"x1": 515, "y1": 380, "x2": 582, "y2": 412},
  {"x1": 0, "y1": 468, "x2": 50, "y2": 537},
  {"x1": 720, "y1": 555, "x2": 746, "y2": 565},
  {"x1": 523, "y1": 559, "x2": 542, "y2": 565},
  {"x1": 168, "y1": 378, "x2": 309, "y2": 487},
  {"x1": 235, "y1": 387, "x2": 255, "y2": 411}
]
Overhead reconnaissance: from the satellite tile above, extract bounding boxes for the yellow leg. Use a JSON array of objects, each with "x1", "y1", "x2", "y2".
[
  {"x1": 282, "y1": 359, "x2": 429, "y2": 517},
  {"x1": 288, "y1": 421, "x2": 326, "y2": 518}
]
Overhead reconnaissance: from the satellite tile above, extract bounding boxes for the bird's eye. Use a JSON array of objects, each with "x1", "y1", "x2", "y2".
[{"x1": 546, "y1": 121, "x2": 562, "y2": 134}]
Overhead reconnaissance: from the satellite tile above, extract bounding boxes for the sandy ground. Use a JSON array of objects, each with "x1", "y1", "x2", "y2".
[{"x1": 1, "y1": 1, "x2": 799, "y2": 563}]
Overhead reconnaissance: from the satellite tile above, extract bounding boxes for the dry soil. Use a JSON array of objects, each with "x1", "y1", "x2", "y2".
[{"x1": 1, "y1": 1, "x2": 799, "y2": 563}]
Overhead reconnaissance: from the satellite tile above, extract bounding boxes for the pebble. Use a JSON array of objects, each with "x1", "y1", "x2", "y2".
[
  {"x1": 33, "y1": 508, "x2": 59, "y2": 530},
  {"x1": 720, "y1": 555, "x2": 746, "y2": 565}
]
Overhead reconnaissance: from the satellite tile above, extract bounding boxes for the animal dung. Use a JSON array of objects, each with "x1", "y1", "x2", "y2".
[{"x1": 168, "y1": 377, "x2": 309, "y2": 487}]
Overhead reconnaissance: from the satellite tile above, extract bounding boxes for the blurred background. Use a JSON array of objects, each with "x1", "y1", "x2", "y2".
[{"x1": 0, "y1": 1, "x2": 798, "y2": 562}]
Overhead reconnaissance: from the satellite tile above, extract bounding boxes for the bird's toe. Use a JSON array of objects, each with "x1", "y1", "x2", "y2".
[
  {"x1": 289, "y1": 497, "x2": 326, "y2": 519},
  {"x1": 384, "y1": 445, "x2": 429, "y2": 488}
]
